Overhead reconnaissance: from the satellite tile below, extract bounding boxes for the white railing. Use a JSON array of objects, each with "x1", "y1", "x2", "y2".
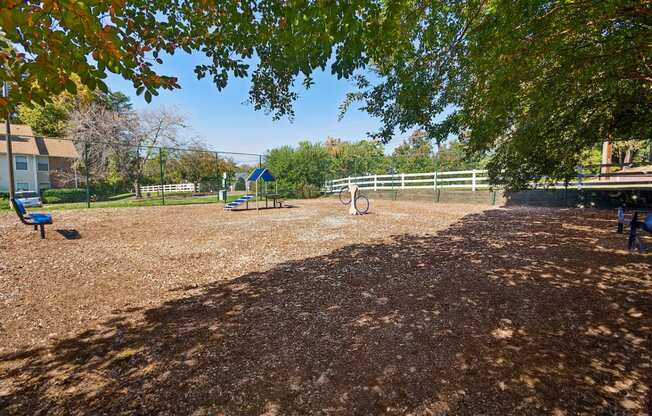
[
  {"x1": 324, "y1": 169, "x2": 490, "y2": 193},
  {"x1": 140, "y1": 182, "x2": 198, "y2": 194},
  {"x1": 323, "y1": 168, "x2": 652, "y2": 193}
]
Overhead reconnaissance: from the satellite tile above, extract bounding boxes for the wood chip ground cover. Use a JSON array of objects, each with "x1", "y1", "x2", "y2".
[{"x1": 0, "y1": 199, "x2": 650, "y2": 415}]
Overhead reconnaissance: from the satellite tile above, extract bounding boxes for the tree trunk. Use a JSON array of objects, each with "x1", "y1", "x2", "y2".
[
  {"x1": 600, "y1": 141, "x2": 612, "y2": 179},
  {"x1": 134, "y1": 178, "x2": 142, "y2": 198},
  {"x1": 624, "y1": 148, "x2": 633, "y2": 165}
]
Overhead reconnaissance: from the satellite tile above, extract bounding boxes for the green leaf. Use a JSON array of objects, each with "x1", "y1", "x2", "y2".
[{"x1": 64, "y1": 79, "x2": 77, "y2": 94}]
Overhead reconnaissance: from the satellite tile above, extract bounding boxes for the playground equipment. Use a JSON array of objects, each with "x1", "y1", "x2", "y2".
[
  {"x1": 224, "y1": 168, "x2": 284, "y2": 211},
  {"x1": 627, "y1": 211, "x2": 652, "y2": 252},
  {"x1": 224, "y1": 194, "x2": 255, "y2": 210},
  {"x1": 11, "y1": 198, "x2": 53, "y2": 239},
  {"x1": 339, "y1": 184, "x2": 370, "y2": 215}
]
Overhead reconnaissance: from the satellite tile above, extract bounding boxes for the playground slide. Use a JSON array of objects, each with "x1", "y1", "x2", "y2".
[{"x1": 224, "y1": 194, "x2": 254, "y2": 210}]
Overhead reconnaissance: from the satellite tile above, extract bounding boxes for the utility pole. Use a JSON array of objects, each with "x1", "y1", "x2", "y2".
[{"x1": 3, "y1": 82, "x2": 15, "y2": 199}]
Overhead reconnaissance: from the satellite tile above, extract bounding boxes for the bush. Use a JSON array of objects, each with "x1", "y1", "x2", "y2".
[
  {"x1": 42, "y1": 188, "x2": 87, "y2": 204},
  {"x1": 296, "y1": 183, "x2": 321, "y2": 199},
  {"x1": 0, "y1": 192, "x2": 9, "y2": 210}
]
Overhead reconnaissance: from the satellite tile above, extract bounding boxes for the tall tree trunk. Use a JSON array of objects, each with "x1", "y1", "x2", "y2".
[
  {"x1": 601, "y1": 140, "x2": 612, "y2": 179},
  {"x1": 134, "y1": 178, "x2": 141, "y2": 198},
  {"x1": 623, "y1": 148, "x2": 633, "y2": 165}
]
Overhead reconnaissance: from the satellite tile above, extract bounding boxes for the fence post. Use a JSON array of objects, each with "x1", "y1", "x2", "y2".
[
  {"x1": 84, "y1": 141, "x2": 90, "y2": 208},
  {"x1": 374, "y1": 174, "x2": 377, "y2": 191},
  {"x1": 348, "y1": 176, "x2": 352, "y2": 189},
  {"x1": 401, "y1": 173, "x2": 405, "y2": 189},
  {"x1": 471, "y1": 169, "x2": 477, "y2": 192},
  {"x1": 215, "y1": 152, "x2": 226, "y2": 202},
  {"x1": 577, "y1": 165, "x2": 584, "y2": 207},
  {"x1": 433, "y1": 171, "x2": 438, "y2": 190},
  {"x1": 159, "y1": 147, "x2": 165, "y2": 205}
]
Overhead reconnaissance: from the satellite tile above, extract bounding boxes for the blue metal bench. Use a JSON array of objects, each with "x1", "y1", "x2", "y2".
[
  {"x1": 11, "y1": 198, "x2": 53, "y2": 239},
  {"x1": 628, "y1": 211, "x2": 652, "y2": 252}
]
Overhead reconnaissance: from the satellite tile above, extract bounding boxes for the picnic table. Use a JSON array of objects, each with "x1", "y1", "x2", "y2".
[{"x1": 263, "y1": 193, "x2": 283, "y2": 208}]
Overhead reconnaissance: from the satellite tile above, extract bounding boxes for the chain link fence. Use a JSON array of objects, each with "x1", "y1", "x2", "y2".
[{"x1": 3, "y1": 133, "x2": 262, "y2": 209}]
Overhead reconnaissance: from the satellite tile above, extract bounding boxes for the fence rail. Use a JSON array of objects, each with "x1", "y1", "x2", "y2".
[
  {"x1": 140, "y1": 183, "x2": 198, "y2": 194},
  {"x1": 324, "y1": 170, "x2": 490, "y2": 192},
  {"x1": 323, "y1": 168, "x2": 652, "y2": 193}
]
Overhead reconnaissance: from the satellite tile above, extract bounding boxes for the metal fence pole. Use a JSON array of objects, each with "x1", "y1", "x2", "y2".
[
  {"x1": 159, "y1": 147, "x2": 165, "y2": 205},
  {"x1": 84, "y1": 141, "x2": 90, "y2": 208},
  {"x1": 214, "y1": 152, "x2": 220, "y2": 202},
  {"x1": 4, "y1": 83, "x2": 15, "y2": 200}
]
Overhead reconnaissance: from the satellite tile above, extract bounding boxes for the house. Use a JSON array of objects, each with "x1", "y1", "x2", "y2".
[{"x1": 0, "y1": 124, "x2": 79, "y2": 193}]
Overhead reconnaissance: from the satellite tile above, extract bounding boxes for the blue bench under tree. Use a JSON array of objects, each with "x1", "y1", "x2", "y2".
[{"x1": 11, "y1": 198, "x2": 53, "y2": 239}]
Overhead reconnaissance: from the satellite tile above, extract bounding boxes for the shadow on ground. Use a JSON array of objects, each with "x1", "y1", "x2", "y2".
[{"x1": 1, "y1": 209, "x2": 651, "y2": 415}]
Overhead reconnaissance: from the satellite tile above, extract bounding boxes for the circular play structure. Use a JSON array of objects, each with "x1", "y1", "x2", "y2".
[{"x1": 338, "y1": 184, "x2": 369, "y2": 215}]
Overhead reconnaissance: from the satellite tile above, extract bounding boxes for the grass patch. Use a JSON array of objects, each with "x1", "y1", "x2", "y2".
[
  {"x1": 40, "y1": 194, "x2": 255, "y2": 211},
  {"x1": 0, "y1": 193, "x2": 258, "y2": 211}
]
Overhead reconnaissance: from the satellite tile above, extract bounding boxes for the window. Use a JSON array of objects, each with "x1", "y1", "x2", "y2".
[
  {"x1": 15, "y1": 155, "x2": 28, "y2": 171},
  {"x1": 39, "y1": 182, "x2": 50, "y2": 190},
  {"x1": 16, "y1": 182, "x2": 29, "y2": 191},
  {"x1": 37, "y1": 157, "x2": 49, "y2": 172}
]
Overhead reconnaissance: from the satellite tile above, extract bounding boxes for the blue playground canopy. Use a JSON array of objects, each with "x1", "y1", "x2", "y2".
[{"x1": 247, "y1": 168, "x2": 276, "y2": 182}]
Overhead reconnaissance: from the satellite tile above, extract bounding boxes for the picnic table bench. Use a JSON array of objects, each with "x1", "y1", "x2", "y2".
[{"x1": 262, "y1": 193, "x2": 283, "y2": 208}]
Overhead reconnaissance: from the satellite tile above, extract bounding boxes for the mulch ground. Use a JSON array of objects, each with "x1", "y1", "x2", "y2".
[{"x1": 0, "y1": 199, "x2": 650, "y2": 415}]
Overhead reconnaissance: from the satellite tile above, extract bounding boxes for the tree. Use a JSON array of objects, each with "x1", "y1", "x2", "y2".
[
  {"x1": 17, "y1": 76, "x2": 95, "y2": 136},
  {"x1": 67, "y1": 105, "x2": 186, "y2": 196},
  {"x1": 128, "y1": 108, "x2": 187, "y2": 196},
  {"x1": 1, "y1": 0, "x2": 392, "y2": 119},
  {"x1": 17, "y1": 99, "x2": 71, "y2": 137},
  {"x1": 265, "y1": 142, "x2": 332, "y2": 198},
  {"x1": 341, "y1": 1, "x2": 652, "y2": 189},
  {"x1": 435, "y1": 140, "x2": 486, "y2": 172},
  {"x1": 327, "y1": 138, "x2": 387, "y2": 178},
  {"x1": 390, "y1": 131, "x2": 434, "y2": 173},
  {"x1": 17, "y1": 78, "x2": 130, "y2": 137},
  {"x1": 64, "y1": 102, "x2": 133, "y2": 189},
  {"x1": 167, "y1": 144, "x2": 236, "y2": 188}
]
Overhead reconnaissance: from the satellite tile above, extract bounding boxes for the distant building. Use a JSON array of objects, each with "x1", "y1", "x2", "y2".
[
  {"x1": 230, "y1": 172, "x2": 249, "y2": 192},
  {"x1": 0, "y1": 124, "x2": 79, "y2": 193}
]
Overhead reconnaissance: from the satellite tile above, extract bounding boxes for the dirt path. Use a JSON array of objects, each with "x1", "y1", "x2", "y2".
[{"x1": 0, "y1": 200, "x2": 650, "y2": 415}]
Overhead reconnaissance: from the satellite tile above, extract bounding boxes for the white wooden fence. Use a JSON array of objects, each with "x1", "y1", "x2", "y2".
[
  {"x1": 140, "y1": 183, "x2": 198, "y2": 194},
  {"x1": 323, "y1": 167, "x2": 652, "y2": 193},
  {"x1": 324, "y1": 169, "x2": 490, "y2": 193}
]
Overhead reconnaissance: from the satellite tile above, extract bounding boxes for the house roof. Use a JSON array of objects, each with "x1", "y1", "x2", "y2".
[
  {"x1": 0, "y1": 124, "x2": 40, "y2": 155},
  {"x1": 0, "y1": 124, "x2": 79, "y2": 158},
  {"x1": 234, "y1": 172, "x2": 249, "y2": 180},
  {"x1": 247, "y1": 168, "x2": 276, "y2": 182}
]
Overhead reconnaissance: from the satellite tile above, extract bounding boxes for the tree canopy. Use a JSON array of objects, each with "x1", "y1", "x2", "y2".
[
  {"x1": 4, "y1": 1, "x2": 649, "y2": 189},
  {"x1": 1, "y1": 0, "x2": 389, "y2": 118},
  {"x1": 341, "y1": 0, "x2": 652, "y2": 189}
]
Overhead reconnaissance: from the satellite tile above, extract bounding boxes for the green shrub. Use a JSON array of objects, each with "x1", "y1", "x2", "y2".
[
  {"x1": 296, "y1": 183, "x2": 321, "y2": 199},
  {"x1": 0, "y1": 192, "x2": 8, "y2": 210},
  {"x1": 43, "y1": 188, "x2": 87, "y2": 204}
]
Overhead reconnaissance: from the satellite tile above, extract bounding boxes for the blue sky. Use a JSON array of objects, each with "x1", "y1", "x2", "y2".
[{"x1": 105, "y1": 52, "x2": 406, "y2": 158}]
